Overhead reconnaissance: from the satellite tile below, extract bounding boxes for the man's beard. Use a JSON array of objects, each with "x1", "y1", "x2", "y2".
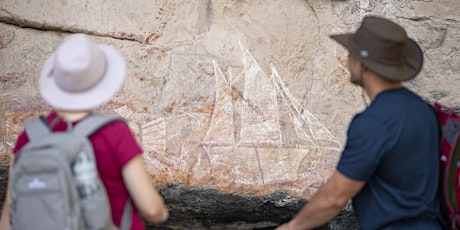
[{"x1": 350, "y1": 73, "x2": 364, "y2": 87}]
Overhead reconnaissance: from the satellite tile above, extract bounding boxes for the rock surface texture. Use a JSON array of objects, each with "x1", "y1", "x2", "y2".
[{"x1": 1, "y1": 0, "x2": 459, "y2": 229}]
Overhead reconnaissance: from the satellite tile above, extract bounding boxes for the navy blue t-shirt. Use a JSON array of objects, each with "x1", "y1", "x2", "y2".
[{"x1": 337, "y1": 87, "x2": 445, "y2": 230}]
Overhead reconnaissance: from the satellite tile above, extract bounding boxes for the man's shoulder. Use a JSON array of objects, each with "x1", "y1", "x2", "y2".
[{"x1": 367, "y1": 88, "x2": 428, "y2": 116}]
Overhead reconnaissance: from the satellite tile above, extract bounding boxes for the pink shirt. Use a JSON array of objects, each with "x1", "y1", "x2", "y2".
[{"x1": 13, "y1": 112, "x2": 145, "y2": 230}]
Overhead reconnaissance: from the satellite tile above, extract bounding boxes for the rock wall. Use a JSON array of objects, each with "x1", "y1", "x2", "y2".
[{"x1": 1, "y1": 0, "x2": 459, "y2": 228}]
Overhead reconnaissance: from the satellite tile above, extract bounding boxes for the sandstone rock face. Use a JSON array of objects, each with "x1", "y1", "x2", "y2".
[{"x1": 1, "y1": 0, "x2": 459, "y2": 202}]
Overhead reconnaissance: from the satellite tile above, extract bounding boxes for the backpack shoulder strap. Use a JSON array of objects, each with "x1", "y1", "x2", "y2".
[
  {"x1": 73, "y1": 114, "x2": 124, "y2": 137},
  {"x1": 74, "y1": 114, "x2": 133, "y2": 229},
  {"x1": 24, "y1": 116, "x2": 51, "y2": 141}
]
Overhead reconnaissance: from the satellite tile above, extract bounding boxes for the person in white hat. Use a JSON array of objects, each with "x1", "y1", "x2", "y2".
[
  {"x1": 0, "y1": 33, "x2": 169, "y2": 229},
  {"x1": 277, "y1": 16, "x2": 444, "y2": 230}
]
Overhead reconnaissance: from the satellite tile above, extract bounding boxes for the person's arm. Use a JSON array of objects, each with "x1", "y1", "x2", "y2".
[
  {"x1": 122, "y1": 155, "x2": 169, "y2": 225},
  {"x1": 0, "y1": 156, "x2": 14, "y2": 230},
  {"x1": 276, "y1": 170, "x2": 365, "y2": 230}
]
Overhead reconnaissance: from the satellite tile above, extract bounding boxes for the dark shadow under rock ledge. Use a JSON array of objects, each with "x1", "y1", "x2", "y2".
[
  {"x1": 0, "y1": 167, "x2": 359, "y2": 229},
  {"x1": 150, "y1": 183, "x2": 360, "y2": 230}
]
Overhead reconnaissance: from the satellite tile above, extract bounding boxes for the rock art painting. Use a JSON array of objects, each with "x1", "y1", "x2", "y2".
[{"x1": 0, "y1": 42, "x2": 342, "y2": 198}]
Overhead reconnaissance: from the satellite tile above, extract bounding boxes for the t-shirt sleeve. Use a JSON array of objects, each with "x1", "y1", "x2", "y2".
[
  {"x1": 337, "y1": 114, "x2": 388, "y2": 182},
  {"x1": 100, "y1": 121, "x2": 143, "y2": 168}
]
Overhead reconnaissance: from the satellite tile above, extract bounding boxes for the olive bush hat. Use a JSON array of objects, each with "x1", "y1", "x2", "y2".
[
  {"x1": 330, "y1": 16, "x2": 423, "y2": 82},
  {"x1": 40, "y1": 33, "x2": 126, "y2": 111}
]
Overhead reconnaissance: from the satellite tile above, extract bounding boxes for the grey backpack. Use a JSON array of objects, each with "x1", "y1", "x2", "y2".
[{"x1": 9, "y1": 114, "x2": 132, "y2": 230}]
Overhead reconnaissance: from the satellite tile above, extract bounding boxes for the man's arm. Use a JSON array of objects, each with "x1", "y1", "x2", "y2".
[{"x1": 276, "y1": 170, "x2": 365, "y2": 230}]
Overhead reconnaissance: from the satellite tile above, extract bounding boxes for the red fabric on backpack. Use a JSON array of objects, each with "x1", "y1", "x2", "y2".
[{"x1": 433, "y1": 103, "x2": 460, "y2": 230}]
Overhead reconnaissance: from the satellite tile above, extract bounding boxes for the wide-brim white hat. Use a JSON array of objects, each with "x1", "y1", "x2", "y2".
[{"x1": 40, "y1": 33, "x2": 126, "y2": 111}]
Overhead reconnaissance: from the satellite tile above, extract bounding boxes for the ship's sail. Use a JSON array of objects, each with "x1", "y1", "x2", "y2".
[
  {"x1": 202, "y1": 61, "x2": 236, "y2": 147},
  {"x1": 203, "y1": 44, "x2": 341, "y2": 151},
  {"x1": 238, "y1": 48, "x2": 281, "y2": 147}
]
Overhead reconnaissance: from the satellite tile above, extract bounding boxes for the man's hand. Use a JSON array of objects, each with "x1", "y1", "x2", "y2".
[
  {"x1": 275, "y1": 222, "x2": 291, "y2": 230},
  {"x1": 273, "y1": 170, "x2": 365, "y2": 230}
]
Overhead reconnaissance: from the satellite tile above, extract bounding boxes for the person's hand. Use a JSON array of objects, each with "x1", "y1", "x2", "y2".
[{"x1": 275, "y1": 222, "x2": 291, "y2": 230}]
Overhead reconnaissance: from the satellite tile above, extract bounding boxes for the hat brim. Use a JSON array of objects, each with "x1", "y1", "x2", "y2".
[
  {"x1": 330, "y1": 34, "x2": 423, "y2": 82},
  {"x1": 40, "y1": 44, "x2": 126, "y2": 111}
]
